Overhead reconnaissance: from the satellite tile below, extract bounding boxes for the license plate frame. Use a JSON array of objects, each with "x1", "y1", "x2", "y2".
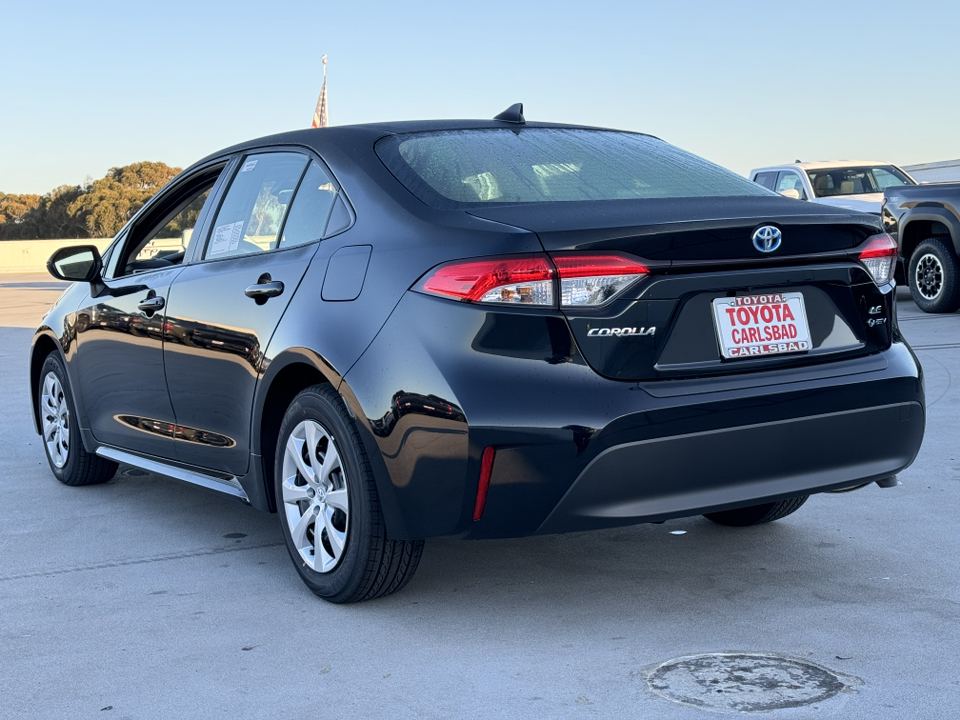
[{"x1": 712, "y1": 292, "x2": 812, "y2": 359}]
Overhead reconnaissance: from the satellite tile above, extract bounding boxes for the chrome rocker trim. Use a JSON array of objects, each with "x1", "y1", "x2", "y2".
[{"x1": 95, "y1": 446, "x2": 250, "y2": 503}]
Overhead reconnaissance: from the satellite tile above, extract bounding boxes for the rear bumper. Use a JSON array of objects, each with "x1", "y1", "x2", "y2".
[
  {"x1": 536, "y1": 400, "x2": 922, "y2": 534},
  {"x1": 345, "y1": 292, "x2": 925, "y2": 541}
]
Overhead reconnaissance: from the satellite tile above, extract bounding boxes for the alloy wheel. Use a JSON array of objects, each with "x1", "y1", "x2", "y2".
[
  {"x1": 41, "y1": 371, "x2": 70, "y2": 469},
  {"x1": 280, "y1": 419, "x2": 349, "y2": 573},
  {"x1": 914, "y1": 252, "x2": 944, "y2": 300}
]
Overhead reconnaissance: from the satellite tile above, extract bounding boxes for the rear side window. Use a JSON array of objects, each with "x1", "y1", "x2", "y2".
[
  {"x1": 279, "y1": 162, "x2": 338, "y2": 249},
  {"x1": 376, "y1": 128, "x2": 771, "y2": 209},
  {"x1": 753, "y1": 171, "x2": 778, "y2": 191},
  {"x1": 203, "y1": 152, "x2": 308, "y2": 260}
]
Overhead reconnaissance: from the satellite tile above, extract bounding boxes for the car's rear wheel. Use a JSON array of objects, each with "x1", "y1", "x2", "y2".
[
  {"x1": 38, "y1": 353, "x2": 118, "y2": 486},
  {"x1": 702, "y1": 495, "x2": 808, "y2": 527},
  {"x1": 275, "y1": 384, "x2": 423, "y2": 603},
  {"x1": 908, "y1": 238, "x2": 960, "y2": 313}
]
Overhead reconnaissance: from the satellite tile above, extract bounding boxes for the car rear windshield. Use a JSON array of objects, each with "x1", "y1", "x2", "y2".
[
  {"x1": 806, "y1": 166, "x2": 914, "y2": 197},
  {"x1": 376, "y1": 128, "x2": 771, "y2": 209}
]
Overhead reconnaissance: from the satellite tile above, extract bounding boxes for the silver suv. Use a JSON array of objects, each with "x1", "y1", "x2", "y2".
[{"x1": 748, "y1": 161, "x2": 916, "y2": 215}]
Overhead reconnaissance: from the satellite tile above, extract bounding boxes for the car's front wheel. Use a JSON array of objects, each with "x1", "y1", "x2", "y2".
[
  {"x1": 275, "y1": 384, "x2": 423, "y2": 603},
  {"x1": 702, "y1": 495, "x2": 808, "y2": 527},
  {"x1": 38, "y1": 352, "x2": 118, "y2": 486},
  {"x1": 908, "y1": 238, "x2": 960, "y2": 313}
]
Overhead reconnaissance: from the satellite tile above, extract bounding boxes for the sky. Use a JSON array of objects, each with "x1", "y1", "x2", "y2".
[{"x1": 2, "y1": 0, "x2": 959, "y2": 194}]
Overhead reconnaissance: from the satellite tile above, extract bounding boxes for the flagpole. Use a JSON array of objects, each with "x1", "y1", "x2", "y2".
[
  {"x1": 312, "y1": 56, "x2": 329, "y2": 128},
  {"x1": 322, "y1": 55, "x2": 328, "y2": 126}
]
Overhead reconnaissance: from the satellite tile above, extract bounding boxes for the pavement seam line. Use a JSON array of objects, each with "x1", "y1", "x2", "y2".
[{"x1": 0, "y1": 541, "x2": 284, "y2": 582}]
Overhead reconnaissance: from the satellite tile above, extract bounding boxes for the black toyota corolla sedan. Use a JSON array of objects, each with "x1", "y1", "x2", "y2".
[{"x1": 33, "y1": 105, "x2": 925, "y2": 602}]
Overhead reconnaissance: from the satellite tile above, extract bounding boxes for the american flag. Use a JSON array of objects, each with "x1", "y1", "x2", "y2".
[{"x1": 312, "y1": 56, "x2": 329, "y2": 128}]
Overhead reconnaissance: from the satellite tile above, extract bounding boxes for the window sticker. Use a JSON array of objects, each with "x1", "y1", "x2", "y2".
[
  {"x1": 209, "y1": 220, "x2": 245, "y2": 256},
  {"x1": 241, "y1": 159, "x2": 258, "y2": 173}
]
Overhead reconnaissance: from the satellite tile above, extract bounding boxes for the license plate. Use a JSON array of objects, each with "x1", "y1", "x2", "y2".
[{"x1": 712, "y1": 292, "x2": 811, "y2": 359}]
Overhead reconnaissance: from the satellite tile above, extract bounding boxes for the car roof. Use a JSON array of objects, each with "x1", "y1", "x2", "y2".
[
  {"x1": 751, "y1": 160, "x2": 900, "y2": 173},
  {"x1": 193, "y1": 119, "x2": 658, "y2": 168}
]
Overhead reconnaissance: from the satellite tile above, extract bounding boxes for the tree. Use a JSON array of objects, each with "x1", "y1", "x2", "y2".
[
  {"x1": 0, "y1": 193, "x2": 43, "y2": 238},
  {"x1": 40, "y1": 185, "x2": 89, "y2": 238},
  {"x1": 67, "y1": 161, "x2": 181, "y2": 237}
]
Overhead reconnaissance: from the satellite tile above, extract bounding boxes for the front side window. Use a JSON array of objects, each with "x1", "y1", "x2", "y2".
[
  {"x1": 376, "y1": 128, "x2": 771, "y2": 209},
  {"x1": 203, "y1": 153, "x2": 308, "y2": 260},
  {"x1": 114, "y1": 167, "x2": 224, "y2": 277},
  {"x1": 775, "y1": 172, "x2": 808, "y2": 200}
]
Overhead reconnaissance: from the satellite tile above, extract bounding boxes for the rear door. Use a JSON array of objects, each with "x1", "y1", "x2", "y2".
[{"x1": 162, "y1": 150, "x2": 340, "y2": 475}]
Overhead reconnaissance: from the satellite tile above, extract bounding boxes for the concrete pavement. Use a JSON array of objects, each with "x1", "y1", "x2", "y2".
[{"x1": 1, "y1": 279, "x2": 958, "y2": 719}]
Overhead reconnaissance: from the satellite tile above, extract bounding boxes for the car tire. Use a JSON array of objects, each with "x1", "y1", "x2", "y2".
[
  {"x1": 908, "y1": 238, "x2": 960, "y2": 314},
  {"x1": 38, "y1": 353, "x2": 118, "y2": 486},
  {"x1": 702, "y1": 495, "x2": 808, "y2": 527},
  {"x1": 274, "y1": 384, "x2": 423, "y2": 603}
]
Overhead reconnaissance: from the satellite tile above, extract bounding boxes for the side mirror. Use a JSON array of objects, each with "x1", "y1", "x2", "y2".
[
  {"x1": 47, "y1": 245, "x2": 103, "y2": 283},
  {"x1": 779, "y1": 188, "x2": 801, "y2": 200}
]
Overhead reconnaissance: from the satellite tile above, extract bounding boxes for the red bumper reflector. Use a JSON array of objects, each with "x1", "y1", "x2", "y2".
[{"x1": 473, "y1": 446, "x2": 496, "y2": 521}]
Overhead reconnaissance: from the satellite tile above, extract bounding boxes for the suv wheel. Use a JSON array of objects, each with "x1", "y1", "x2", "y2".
[
  {"x1": 275, "y1": 384, "x2": 423, "y2": 603},
  {"x1": 908, "y1": 238, "x2": 960, "y2": 313},
  {"x1": 38, "y1": 353, "x2": 118, "y2": 486},
  {"x1": 703, "y1": 495, "x2": 808, "y2": 527}
]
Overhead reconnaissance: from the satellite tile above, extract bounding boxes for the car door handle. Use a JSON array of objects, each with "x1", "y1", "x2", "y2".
[
  {"x1": 138, "y1": 296, "x2": 165, "y2": 312},
  {"x1": 244, "y1": 280, "x2": 284, "y2": 300}
]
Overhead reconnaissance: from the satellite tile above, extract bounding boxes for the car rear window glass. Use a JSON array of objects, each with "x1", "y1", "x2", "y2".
[{"x1": 376, "y1": 128, "x2": 771, "y2": 209}]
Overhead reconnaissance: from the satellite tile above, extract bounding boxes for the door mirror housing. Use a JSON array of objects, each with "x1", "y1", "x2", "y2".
[
  {"x1": 779, "y1": 188, "x2": 802, "y2": 200},
  {"x1": 47, "y1": 245, "x2": 103, "y2": 283}
]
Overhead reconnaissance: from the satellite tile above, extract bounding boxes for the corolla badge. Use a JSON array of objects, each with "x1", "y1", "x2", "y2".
[
  {"x1": 752, "y1": 225, "x2": 782, "y2": 253},
  {"x1": 587, "y1": 327, "x2": 655, "y2": 337}
]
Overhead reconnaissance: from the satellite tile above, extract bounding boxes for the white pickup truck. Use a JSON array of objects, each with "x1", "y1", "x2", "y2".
[{"x1": 748, "y1": 161, "x2": 916, "y2": 214}]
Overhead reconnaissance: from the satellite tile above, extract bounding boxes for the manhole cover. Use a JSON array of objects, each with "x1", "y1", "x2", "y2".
[
  {"x1": 646, "y1": 652, "x2": 858, "y2": 713},
  {"x1": 121, "y1": 468, "x2": 149, "y2": 477}
]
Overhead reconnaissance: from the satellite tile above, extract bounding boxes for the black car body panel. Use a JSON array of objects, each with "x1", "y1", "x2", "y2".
[{"x1": 32, "y1": 119, "x2": 926, "y2": 552}]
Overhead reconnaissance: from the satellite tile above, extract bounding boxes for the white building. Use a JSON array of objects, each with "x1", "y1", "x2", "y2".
[{"x1": 902, "y1": 159, "x2": 960, "y2": 183}]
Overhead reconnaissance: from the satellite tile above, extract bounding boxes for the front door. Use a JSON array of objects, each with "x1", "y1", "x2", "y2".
[
  {"x1": 73, "y1": 164, "x2": 227, "y2": 458},
  {"x1": 74, "y1": 265, "x2": 181, "y2": 458}
]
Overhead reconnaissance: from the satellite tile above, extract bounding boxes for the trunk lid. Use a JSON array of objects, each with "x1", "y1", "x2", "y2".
[
  {"x1": 466, "y1": 196, "x2": 879, "y2": 260},
  {"x1": 467, "y1": 197, "x2": 891, "y2": 381}
]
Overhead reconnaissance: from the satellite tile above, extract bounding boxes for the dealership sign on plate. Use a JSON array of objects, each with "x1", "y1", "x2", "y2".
[{"x1": 713, "y1": 293, "x2": 811, "y2": 358}]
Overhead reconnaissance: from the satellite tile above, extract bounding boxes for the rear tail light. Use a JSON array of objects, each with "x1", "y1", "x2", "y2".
[
  {"x1": 418, "y1": 253, "x2": 648, "y2": 308},
  {"x1": 420, "y1": 255, "x2": 554, "y2": 305},
  {"x1": 553, "y1": 254, "x2": 649, "y2": 307},
  {"x1": 858, "y1": 233, "x2": 898, "y2": 286}
]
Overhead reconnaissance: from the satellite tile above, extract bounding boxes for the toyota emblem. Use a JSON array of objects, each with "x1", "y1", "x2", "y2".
[{"x1": 752, "y1": 226, "x2": 782, "y2": 253}]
